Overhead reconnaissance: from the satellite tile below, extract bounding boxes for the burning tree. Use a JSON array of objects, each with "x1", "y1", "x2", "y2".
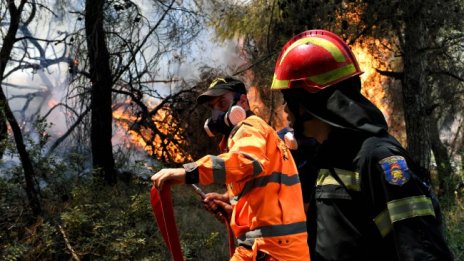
[
  {"x1": 113, "y1": 90, "x2": 195, "y2": 164},
  {"x1": 207, "y1": 0, "x2": 464, "y2": 197},
  {"x1": 112, "y1": 68, "x2": 228, "y2": 165},
  {"x1": 1, "y1": 0, "x2": 96, "y2": 216},
  {"x1": 358, "y1": 0, "x2": 464, "y2": 195},
  {"x1": 60, "y1": 0, "x2": 206, "y2": 183}
]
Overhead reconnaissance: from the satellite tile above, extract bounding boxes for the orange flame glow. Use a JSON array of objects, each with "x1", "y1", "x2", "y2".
[
  {"x1": 243, "y1": 36, "x2": 405, "y2": 144},
  {"x1": 351, "y1": 38, "x2": 406, "y2": 144},
  {"x1": 335, "y1": 4, "x2": 406, "y2": 144},
  {"x1": 47, "y1": 98, "x2": 59, "y2": 108},
  {"x1": 352, "y1": 41, "x2": 389, "y2": 117},
  {"x1": 113, "y1": 101, "x2": 192, "y2": 164}
]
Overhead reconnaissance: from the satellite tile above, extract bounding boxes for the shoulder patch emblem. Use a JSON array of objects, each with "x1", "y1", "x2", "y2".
[{"x1": 379, "y1": 156, "x2": 410, "y2": 186}]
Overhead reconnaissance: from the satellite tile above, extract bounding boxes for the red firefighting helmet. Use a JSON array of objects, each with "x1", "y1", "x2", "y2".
[{"x1": 271, "y1": 30, "x2": 362, "y2": 93}]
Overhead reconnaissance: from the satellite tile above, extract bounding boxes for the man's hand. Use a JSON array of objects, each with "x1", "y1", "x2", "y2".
[
  {"x1": 151, "y1": 168, "x2": 186, "y2": 189},
  {"x1": 203, "y1": 192, "x2": 232, "y2": 223}
]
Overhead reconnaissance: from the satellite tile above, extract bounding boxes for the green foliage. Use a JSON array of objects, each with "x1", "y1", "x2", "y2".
[
  {"x1": 442, "y1": 167, "x2": 464, "y2": 260},
  {"x1": 59, "y1": 178, "x2": 162, "y2": 259},
  {"x1": 2, "y1": 1, "x2": 463, "y2": 255},
  {"x1": 0, "y1": 116, "x2": 230, "y2": 260},
  {"x1": 1, "y1": 243, "x2": 28, "y2": 261},
  {"x1": 1, "y1": 124, "x2": 463, "y2": 260},
  {"x1": 0, "y1": 160, "x2": 230, "y2": 260},
  {"x1": 444, "y1": 199, "x2": 464, "y2": 260}
]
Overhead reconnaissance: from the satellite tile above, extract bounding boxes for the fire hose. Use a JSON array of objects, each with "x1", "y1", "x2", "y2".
[
  {"x1": 150, "y1": 184, "x2": 183, "y2": 261},
  {"x1": 150, "y1": 184, "x2": 235, "y2": 260}
]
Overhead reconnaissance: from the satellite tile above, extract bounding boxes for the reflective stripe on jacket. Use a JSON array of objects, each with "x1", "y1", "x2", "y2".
[
  {"x1": 193, "y1": 115, "x2": 309, "y2": 260},
  {"x1": 307, "y1": 133, "x2": 453, "y2": 261}
]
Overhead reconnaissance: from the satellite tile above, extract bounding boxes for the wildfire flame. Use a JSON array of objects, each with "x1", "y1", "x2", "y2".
[
  {"x1": 113, "y1": 100, "x2": 192, "y2": 164},
  {"x1": 351, "y1": 39, "x2": 406, "y2": 144},
  {"x1": 352, "y1": 41, "x2": 389, "y2": 117},
  {"x1": 245, "y1": 38, "x2": 405, "y2": 144},
  {"x1": 336, "y1": 4, "x2": 406, "y2": 144}
]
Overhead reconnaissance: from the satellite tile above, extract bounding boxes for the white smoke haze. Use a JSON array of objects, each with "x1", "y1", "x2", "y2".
[{"x1": 1, "y1": 0, "x2": 246, "y2": 166}]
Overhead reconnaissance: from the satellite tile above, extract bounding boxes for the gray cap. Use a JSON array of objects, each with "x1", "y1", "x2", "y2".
[{"x1": 197, "y1": 77, "x2": 247, "y2": 104}]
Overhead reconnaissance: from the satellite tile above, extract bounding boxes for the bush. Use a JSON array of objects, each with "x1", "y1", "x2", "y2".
[
  {"x1": 0, "y1": 168, "x2": 230, "y2": 260},
  {"x1": 442, "y1": 182, "x2": 464, "y2": 260}
]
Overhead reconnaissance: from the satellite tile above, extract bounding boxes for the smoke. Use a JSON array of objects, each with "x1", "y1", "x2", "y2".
[{"x1": 1, "y1": 0, "x2": 248, "y2": 166}]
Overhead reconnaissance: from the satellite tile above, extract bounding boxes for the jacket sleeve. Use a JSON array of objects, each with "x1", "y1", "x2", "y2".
[
  {"x1": 184, "y1": 119, "x2": 268, "y2": 185},
  {"x1": 364, "y1": 140, "x2": 453, "y2": 260}
]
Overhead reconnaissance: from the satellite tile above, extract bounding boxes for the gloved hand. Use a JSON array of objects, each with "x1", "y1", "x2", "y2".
[{"x1": 203, "y1": 192, "x2": 232, "y2": 223}]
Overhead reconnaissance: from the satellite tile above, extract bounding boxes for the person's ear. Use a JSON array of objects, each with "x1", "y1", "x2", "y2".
[
  {"x1": 239, "y1": 94, "x2": 250, "y2": 110},
  {"x1": 240, "y1": 93, "x2": 247, "y2": 102}
]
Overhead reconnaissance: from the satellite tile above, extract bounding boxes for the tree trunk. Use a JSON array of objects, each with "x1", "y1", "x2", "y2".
[
  {"x1": 85, "y1": 0, "x2": 116, "y2": 184},
  {"x1": 401, "y1": 2, "x2": 432, "y2": 171},
  {"x1": 0, "y1": 0, "x2": 41, "y2": 217},
  {"x1": 430, "y1": 118, "x2": 453, "y2": 197},
  {"x1": 0, "y1": 116, "x2": 6, "y2": 158}
]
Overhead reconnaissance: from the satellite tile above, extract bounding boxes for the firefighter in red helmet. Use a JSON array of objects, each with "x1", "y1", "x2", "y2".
[
  {"x1": 272, "y1": 30, "x2": 453, "y2": 261},
  {"x1": 152, "y1": 77, "x2": 310, "y2": 260}
]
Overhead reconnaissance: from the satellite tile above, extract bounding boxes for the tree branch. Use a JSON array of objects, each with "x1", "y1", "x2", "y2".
[
  {"x1": 432, "y1": 70, "x2": 464, "y2": 82},
  {"x1": 58, "y1": 225, "x2": 80, "y2": 261},
  {"x1": 375, "y1": 68, "x2": 403, "y2": 80},
  {"x1": 46, "y1": 107, "x2": 90, "y2": 157}
]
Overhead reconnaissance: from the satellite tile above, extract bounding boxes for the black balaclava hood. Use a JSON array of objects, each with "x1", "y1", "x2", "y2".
[{"x1": 282, "y1": 76, "x2": 388, "y2": 135}]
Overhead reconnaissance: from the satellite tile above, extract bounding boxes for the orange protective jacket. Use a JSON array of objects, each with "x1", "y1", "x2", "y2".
[{"x1": 184, "y1": 115, "x2": 310, "y2": 260}]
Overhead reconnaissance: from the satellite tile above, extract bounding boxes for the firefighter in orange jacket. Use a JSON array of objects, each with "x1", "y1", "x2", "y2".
[
  {"x1": 152, "y1": 77, "x2": 310, "y2": 261},
  {"x1": 271, "y1": 30, "x2": 453, "y2": 261}
]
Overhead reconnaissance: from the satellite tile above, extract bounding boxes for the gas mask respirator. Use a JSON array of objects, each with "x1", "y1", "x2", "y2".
[{"x1": 204, "y1": 105, "x2": 246, "y2": 137}]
